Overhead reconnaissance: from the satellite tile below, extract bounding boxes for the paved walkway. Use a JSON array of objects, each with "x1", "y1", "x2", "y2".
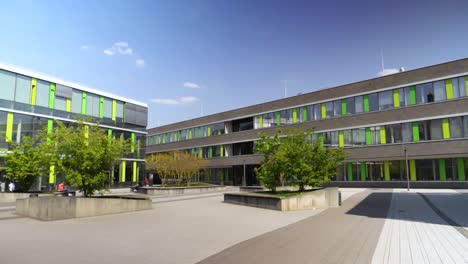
[
  {"x1": 372, "y1": 189, "x2": 468, "y2": 264},
  {"x1": 0, "y1": 192, "x2": 324, "y2": 264},
  {"x1": 199, "y1": 189, "x2": 392, "y2": 264}
]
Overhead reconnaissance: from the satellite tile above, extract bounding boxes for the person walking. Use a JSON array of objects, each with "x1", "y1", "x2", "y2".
[{"x1": 8, "y1": 181, "x2": 15, "y2": 192}]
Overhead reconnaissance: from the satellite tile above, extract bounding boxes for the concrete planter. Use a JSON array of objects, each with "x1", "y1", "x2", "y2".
[
  {"x1": 137, "y1": 185, "x2": 229, "y2": 196},
  {"x1": 16, "y1": 196, "x2": 152, "y2": 221},
  {"x1": 224, "y1": 187, "x2": 340, "y2": 211},
  {"x1": 0, "y1": 192, "x2": 52, "y2": 203}
]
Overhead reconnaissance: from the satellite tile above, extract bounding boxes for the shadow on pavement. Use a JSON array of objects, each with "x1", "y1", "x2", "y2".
[{"x1": 346, "y1": 191, "x2": 468, "y2": 235}]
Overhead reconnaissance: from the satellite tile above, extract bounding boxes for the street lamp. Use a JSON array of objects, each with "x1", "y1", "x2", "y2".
[{"x1": 404, "y1": 146, "x2": 410, "y2": 191}]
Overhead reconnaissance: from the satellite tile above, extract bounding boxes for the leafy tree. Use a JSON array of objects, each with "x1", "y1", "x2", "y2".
[
  {"x1": 148, "y1": 151, "x2": 208, "y2": 187},
  {"x1": 254, "y1": 131, "x2": 284, "y2": 192},
  {"x1": 254, "y1": 129, "x2": 345, "y2": 192},
  {"x1": 4, "y1": 134, "x2": 52, "y2": 192},
  {"x1": 50, "y1": 121, "x2": 129, "y2": 197}
]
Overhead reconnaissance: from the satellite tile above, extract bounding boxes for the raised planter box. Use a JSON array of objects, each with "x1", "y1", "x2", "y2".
[
  {"x1": 224, "y1": 187, "x2": 340, "y2": 211},
  {"x1": 137, "y1": 185, "x2": 229, "y2": 196},
  {"x1": 0, "y1": 192, "x2": 53, "y2": 203},
  {"x1": 16, "y1": 195, "x2": 152, "y2": 221}
]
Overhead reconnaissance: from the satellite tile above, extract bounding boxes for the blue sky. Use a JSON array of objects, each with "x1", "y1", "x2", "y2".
[{"x1": 1, "y1": 0, "x2": 468, "y2": 127}]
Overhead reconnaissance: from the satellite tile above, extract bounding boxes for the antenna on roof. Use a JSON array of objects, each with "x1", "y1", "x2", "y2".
[
  {"x1": 282, "y1": 80, "x2": 288, "y2": 98},
  {"x1": 380, "y1": 48, "x2": 385, "y2": 72}
]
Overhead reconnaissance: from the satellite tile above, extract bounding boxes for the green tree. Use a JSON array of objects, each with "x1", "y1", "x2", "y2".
[
  {"x1": 4, "y1": 134, "x2": 52, "y2": 192},
  {"x1": 254, "y1": 129, "x2": 345, "y2": 192},
  {"x1": 254, "y1": 131, "x2": 284, "y2": 192},
  {"x1": 50, "y1": 121, "x2": 129, "y2": 197}
]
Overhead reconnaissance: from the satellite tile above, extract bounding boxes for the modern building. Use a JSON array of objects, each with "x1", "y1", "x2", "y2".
[
  {"x1": 0, "y1": 63, "x2": 148, "y2": 190},
  {"x1": 146, "y1": 58, "x2": 468, "y2": 188}
]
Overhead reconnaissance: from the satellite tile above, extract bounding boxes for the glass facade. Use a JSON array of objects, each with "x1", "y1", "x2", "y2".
[{"x1": 0, "y1": 66, "x2": 148, "y2": 189}]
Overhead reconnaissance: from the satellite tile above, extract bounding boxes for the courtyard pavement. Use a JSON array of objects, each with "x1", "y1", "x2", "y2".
[
  {"x1": 0, "y1": 191, "x2": 326, "y2": 264},
  {"x1": 1, "y1": 188, "x2": 466, "y2": 264}
]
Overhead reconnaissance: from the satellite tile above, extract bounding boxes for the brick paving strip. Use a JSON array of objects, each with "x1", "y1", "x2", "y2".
[{"x1": 198, "y1": 189, "x2": 392, "y2": 264}]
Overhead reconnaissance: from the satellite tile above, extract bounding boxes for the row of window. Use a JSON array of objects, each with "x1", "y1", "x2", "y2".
[
  {"x1": 336, "y1": 158, "x2": 467, "y2": 182},
  {"x1": 147, "y1": 122, "x2": 225, "y2": 146},
  {"x1": 0, "y1": 69, "x2": 126, "y2": 121},
  {"x1": 147, "y1": 75, "x2": 468, "y2": 145},
  {"x1": 153, "y1": 115, "x2": 468, "y2": 160},
  {"x1": 0, "y1": 110, "x2": 145, "y2": 158},
  {"x1": 256, "y1": 76, "x2": 468, "y2": 128},
  {"x1": 319, "y1": 115, "x2": 468, "y2": 147}
]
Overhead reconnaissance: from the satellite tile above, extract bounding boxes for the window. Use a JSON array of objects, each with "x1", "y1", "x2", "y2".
[
  {"x1": 368, "y1": 93, "x2": 379, "y2": 112},
  {"x1": 15, "y1": 75, "x2": 31, "y2": 104},
  {"x1": 103, "y1": 98, "x2": 112, "y2": 118},
  {"x1": 429, "y1": 119, "x2": 442, "y2": 140},
  {"x1": 55, "y1": 96, "x2": 67, "y2": 111},
  {"x1": 458, "y1": 77, "x2": 467, "y2": 97},
  {"x1": 314, "y1": 104, "x2": 322, "y2": 120},
  {"x1": 36, "y1": 80, "x2": 50, "y2": 107},
  {"x1": 322, "y1": 132, "x2": 331, "y2": 147},
  {"x1": 343, "y1": 130, "x2": 352, "y2": 146},
  {"x1": 398, "y1": 88, "x2": 406, "y2": 107},
  {"x1": 212, "y1": 122, "x2": 224, "y2": 135},
  {"x1": 451, "y1": 78, "x2": 460, "y2": 98},
  {"x1": 86, "y1": 94, "x2": 100, "y2": 117},
  {"x1": 346, "y1": 97, "x2": 355, "y2": 115},
  {"x1": 402, "y1": 123, "x2": 412, "y2": 142},
  {"x1": 280, "y1": 109, "x2": 292, "y2": 125},
  {"x1": 0, "y1": 111, "x2": 7, "y2": 146},
  {"x1": 333, "y1": 100, "x2": 341, "y2": 117},
  {"x1": 416, "y1": 82, "x2": 434, "y2": 104},
  {"x1": 12, "y1": 114, "x2": 34, "y2": 143},
  {"x1": 386, "y1": 124, "x2": 402, "y2": 143},
  {"x1": 433, "y1": 81, "x2": 446, "y2": 101},
  {"x1": 0, "y1": 70, "x2": 16, "y2": 101},
  {"x1": 352, "y1": 128, "x2": 365, "y2": 146},
  {"x1": 307, "y1": 105, "x2": 314, "y2": 121},
  {"x1": 116, "y1": 101, "x2": 124, "y2": 121},
  {"x1": 71, "y1": 90, "x2": 82, "y2": 114},
  {"x1": 418, "y1": 121, "x2": 430, "y2": 141},
  {"x1": 262, "y1": 113, "x2": 274, "y2": 128},
  {"x1": 330, "y1": 131, "x2": 339, "y2": 146},
  {"x1": 369, "y1": 126, "x2": 380, "y2": 144},
  {"x1": 378, "y1": 90, "x2": 393, "y2": 110},
  {"x1": 450, "y1": 117, "x2": 463, "y2": 138},
  {"x1": 355, "y1": 96, "x2": 363, "y2": 113},
  {"x1": 403, "y1": 87, "x2": 412, "y2": 105},
  {"x1": 325, "y1": 102, "x2": 333, "y2": 118}
]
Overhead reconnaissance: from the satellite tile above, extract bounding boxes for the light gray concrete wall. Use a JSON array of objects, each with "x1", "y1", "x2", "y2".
[
  {"x1": 16, "y1": 196, "x2": 152, "y2": 221},
  {"x1": 224, "y1": 187, "x2": 340, "y2": 211},
  {"x1": 144, "y1": 186, "x2": 229, "y2": 196},
  {"x1": 0, "y1": 193, "x2": 52, "y2": 203}
]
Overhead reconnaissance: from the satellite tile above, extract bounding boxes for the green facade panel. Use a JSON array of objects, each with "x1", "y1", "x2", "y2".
[
  {"x1": 363, "y1": 95, "x2": 369, "y2": 112},
  {"x1": 341, "y1": 99, "x2": 347, "y2": 116},
  {"x1": 439, "y1": 159, "x2": 446, "y2": 181},
  {"x1": 457, "y1": 158, "x2": 465, "y2": 181},
  {"x1": 49, "y1": 83, "x2": 55, "y2": 108},
  {"x1": 347, "y1": 163, "x2": 353, "y2": 181},
  {"x1": 365, "y1": 128, "x2": 372, "y2": 145},
  {"x1": 409, "y1": 86, "x2": 416, "y2": 105},
  {"x1": 360, "y1": 163, "x2": 366, "y2": 181},
  {"x1": 81, "y1": 92, "x2": 87, "y2": 114},
  {"x1": 302, "y1": 107, "x2": 308, "y2": 121},
  {"x1": 412, "y1": 122, "x2": 420, "y2": 142}
]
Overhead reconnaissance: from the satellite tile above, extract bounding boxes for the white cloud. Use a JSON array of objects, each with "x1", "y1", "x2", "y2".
[
  {"x1": 104, "y1": 41, "x2": 133, "y2": 56},
  {"x1": 136, "y1": 59, "x2": 146, "y2": 68},
  {"x1": 80, "y1": 45, "x2": 89, "y2": 50},
  {"x1": 183, "y1": 81, "x2": 200, "y2": 89},
  {"x1": 151, "y1": 96, "x2": 198, "y2": 105},
  {"x1": 378, "y1": 68, "x2": 399, "y2": 77}
]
